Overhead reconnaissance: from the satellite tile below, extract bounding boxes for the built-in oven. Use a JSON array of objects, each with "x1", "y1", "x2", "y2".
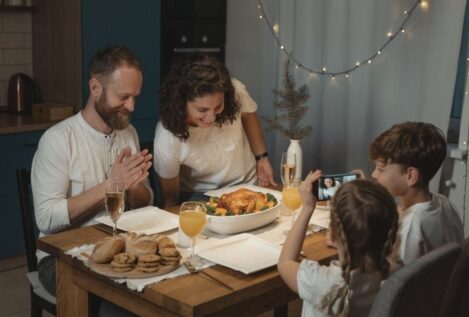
[{"x1": 160, "y1": 0, "x2": 227, "y2": 81}]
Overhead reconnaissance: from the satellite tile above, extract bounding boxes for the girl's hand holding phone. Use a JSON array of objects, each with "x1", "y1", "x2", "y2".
[{"x1": 299, "y1": 170, "x2": 322, "y2": 212}]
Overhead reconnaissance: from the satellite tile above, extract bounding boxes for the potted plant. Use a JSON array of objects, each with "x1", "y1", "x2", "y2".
[{"x1": 262, "y1": 57, "x2": 312, "y2": 179}]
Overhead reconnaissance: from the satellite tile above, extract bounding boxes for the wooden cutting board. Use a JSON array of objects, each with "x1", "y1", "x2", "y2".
[{"x1": 88, "y1": 260, "x2": 180, "y2": 279}]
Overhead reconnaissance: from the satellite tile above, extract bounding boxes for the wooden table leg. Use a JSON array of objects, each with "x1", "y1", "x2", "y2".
[
  {"x1": 56, "y1": 258, "x2": 89, "y2": 317},
  {"x1": 273, "y1": 303, "x2": 288, "y2": 317}
]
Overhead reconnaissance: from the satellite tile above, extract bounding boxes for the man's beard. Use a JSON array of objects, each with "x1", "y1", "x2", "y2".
[{"x1": 95, "y1": 91, "x2": 131, "y2": 130}]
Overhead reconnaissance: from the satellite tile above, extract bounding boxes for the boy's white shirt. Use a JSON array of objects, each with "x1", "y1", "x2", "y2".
[{"x1": 399, "y1": 193, "x2": 464, "y2": 264}]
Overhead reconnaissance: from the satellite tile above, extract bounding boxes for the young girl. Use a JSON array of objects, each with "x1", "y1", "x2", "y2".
[
  {"x1": 278, "y1": 171, "x2": 399, "y2": 317},
  {"x1": 153, "y1": 54, "x2": 276, "y2": 208}
]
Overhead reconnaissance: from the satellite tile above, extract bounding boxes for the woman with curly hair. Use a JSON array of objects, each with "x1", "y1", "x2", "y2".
[
  {"x1": 153, "y1": 54, "x2": 276, "y2": 207},
  {"x1": 278, "y1": 171, "x2": 401, "y2": 317}
]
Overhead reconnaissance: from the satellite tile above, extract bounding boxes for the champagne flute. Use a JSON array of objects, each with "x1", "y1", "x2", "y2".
[
  {"x1": 105, "y1": 179, "x2": 125, "y2": 236},
  {"x1": 179, "y1": 201, "x2": 207, "y2": 268},
  {"x1": 280, "y1": 152, "x2": 296, "y2": 186},
  {"x1": 282, "y1": 178, "x2": 302, "y2": 235}
]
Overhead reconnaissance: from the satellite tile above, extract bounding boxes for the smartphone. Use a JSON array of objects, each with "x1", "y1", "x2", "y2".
[{"x1": 314, "y1": 172, "x2": 359, "y2": 201}]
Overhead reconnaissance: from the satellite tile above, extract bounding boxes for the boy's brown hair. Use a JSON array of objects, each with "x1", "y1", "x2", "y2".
[{"x1": 369, "y1": 122, "x2": 447, "y2": 185}]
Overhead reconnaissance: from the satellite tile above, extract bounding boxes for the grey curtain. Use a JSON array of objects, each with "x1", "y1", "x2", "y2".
[{"x1": 227, "y1": 0, "x2": 467, "y2": 190}]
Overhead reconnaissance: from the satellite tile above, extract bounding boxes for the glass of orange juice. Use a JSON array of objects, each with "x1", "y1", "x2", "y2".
[
  {"x1": 282, "y1": 178, "x2": 302, "y2": 234},
  {"x1": 179, "y1": 201, "x2": 207, "y2": 267}
]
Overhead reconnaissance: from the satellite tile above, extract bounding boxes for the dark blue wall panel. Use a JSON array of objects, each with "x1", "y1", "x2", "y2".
[{"x1": 81, "y1": 0, "x2": 161, "y2": 141}]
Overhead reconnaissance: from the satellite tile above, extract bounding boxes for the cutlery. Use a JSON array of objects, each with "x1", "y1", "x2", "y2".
[{"x1": 184, "y1": 261, "x2": 234, "y2": 291}]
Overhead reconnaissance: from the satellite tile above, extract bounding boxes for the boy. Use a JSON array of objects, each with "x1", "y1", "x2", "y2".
[{"x1": 369, "y1": 122, "x2": 464, "y2": 264}]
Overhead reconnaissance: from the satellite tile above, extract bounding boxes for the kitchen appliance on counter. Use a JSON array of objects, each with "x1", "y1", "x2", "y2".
[{"x1": 7, "y1": 73, "x2": 35, "y2": 114}]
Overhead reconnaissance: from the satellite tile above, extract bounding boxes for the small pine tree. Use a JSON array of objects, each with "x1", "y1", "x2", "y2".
[{"x1": 262, "y1": 58, "x2": 312, "y2": 140}]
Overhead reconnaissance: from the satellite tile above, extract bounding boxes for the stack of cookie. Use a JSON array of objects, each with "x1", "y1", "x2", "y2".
[
  {"x1": 159, "y1": 247, "x2": 182, "y2": 266},
  {"x1": 154, "y1": 236, "x2": 182, "y2": 266},
  {"x1": 111, "y1": 253, "x2": 137, "y2": 272},
  {"x1": 136, "y1": 254, "x2": 161, "y2": 273}
]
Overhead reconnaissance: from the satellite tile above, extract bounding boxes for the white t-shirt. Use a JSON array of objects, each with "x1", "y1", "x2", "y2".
[
  {"x1": 399, "y1": 193, "x2": 464, "y2": 264},
  {"x1": 153, "y1": 78, "x2": 257, "y2": 192},
  {"x1": 297, "y1": 260, "x2": 382, "y2": 317},
  {"x1": 31, "y1": 112, "x2": 151, "y2": 261}
]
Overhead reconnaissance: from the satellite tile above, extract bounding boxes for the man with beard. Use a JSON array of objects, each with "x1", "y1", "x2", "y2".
[{"x1": 31, "y1": 46, "x2": 153, "y2": 297}]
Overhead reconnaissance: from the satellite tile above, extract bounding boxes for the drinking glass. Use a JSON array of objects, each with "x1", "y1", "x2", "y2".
[
  {"x1": 105, "y1": 179, "x2": 125, "y2": 236},
  {"x1": 280, "y1": 152, "x2": 296, "y2": 186},
  {"x1": 282, "y1": 178, "x2": 302, "y2": 234},
  {"x1": 179, "y1": 201, "x2": 207, "y2": 268}
]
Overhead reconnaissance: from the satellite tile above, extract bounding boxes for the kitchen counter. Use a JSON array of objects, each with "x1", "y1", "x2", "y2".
[{"x1": 0, "y1": 111, "x2": 61, "y2": 135}]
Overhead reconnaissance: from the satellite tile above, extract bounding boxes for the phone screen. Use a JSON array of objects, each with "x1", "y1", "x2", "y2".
[{"x1": 314, "y1": 173, "x2": 359, "y2": 201}]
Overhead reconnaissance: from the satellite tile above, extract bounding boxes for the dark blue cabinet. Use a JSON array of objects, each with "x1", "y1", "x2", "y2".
[{"x1": 0, "y1": 131, "x2": 43, "y2": 258}]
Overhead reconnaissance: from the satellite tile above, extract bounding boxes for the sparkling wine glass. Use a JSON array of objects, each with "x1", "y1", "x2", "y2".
[
  {"x1": 179, "y1": 201, "x2": 207, "y2": 268},
  {"x1": 282, "y1": 178, "x2": 302, "y2": 235},
  {"x1": 105, "y1": 179, "x2": 125, "y2": 236},
  {"x1": 280, "y1": 152, "x2": 296, "y2": 186}
]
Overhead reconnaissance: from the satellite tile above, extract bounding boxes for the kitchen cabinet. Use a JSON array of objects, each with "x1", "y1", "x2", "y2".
[
  {"x1": 0, "y1": 131, "x2": 43, "y2": 258},
  {"x1": 32, "y1": 0, "x2": 161, "y2": 143},
  {"x1": 0, "y1": 0, "x2": 162, "y2": 259}
]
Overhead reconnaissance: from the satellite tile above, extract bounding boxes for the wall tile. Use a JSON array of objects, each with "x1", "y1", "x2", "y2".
[
  {"x1": 2, "y1": 12, "x2": 31, "y2": 33},
  {"x1": 3, "y1": 48, "x2": 32, "y2": 64},
  {"x1": 0, "y1": 64, "x2": 26, "y2": 80},
  {"x1": 23, "y1": 64, "x2": 32, "y2": 77},
  {"x1": 23, "y1": 33, "x2": 31, "y2": 48},
  {"x1": 0, "y1": 33, "x2": 23, "y2": 48}
]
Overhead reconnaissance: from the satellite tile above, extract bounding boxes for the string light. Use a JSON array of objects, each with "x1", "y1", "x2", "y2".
[{"x1": 257, "y1": 0, "x2": 423, "y2": 79}]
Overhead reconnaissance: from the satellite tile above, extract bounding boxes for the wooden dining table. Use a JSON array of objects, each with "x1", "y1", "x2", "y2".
[{"x1": 37, "y1": 206, "x2": 338, "y2": 317}]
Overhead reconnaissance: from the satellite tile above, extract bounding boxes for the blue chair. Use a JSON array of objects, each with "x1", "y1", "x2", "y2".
[
  {"x1": 369, "y1": 243, "x2": 461, "y2": 317},
  {"x1": 16, "y1": 169, "x2": 56, "y2": 317}
]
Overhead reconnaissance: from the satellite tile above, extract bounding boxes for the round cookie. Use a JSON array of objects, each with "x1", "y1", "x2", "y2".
[
  {"x1": 159, "y1": 247, "x2": 180, "y2": 257},
  {"x1": 138, "y1": 254, "x2": 161, "y2": 263},
  {"x1": 113, "y1": 252, "x2": 137, "y2": 264}
]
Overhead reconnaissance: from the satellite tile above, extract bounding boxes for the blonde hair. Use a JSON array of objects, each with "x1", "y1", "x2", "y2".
[{"x1": 320, "y1": 179, "x2": 399, "y2": 316}]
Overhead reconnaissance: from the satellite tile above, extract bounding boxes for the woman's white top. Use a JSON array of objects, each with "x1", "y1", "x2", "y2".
[{"x1": 153, "y1": 79, "x2": 257, "y2": 192}]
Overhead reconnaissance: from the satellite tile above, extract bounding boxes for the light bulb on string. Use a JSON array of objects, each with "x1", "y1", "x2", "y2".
[
  {"x1": 256, "y1": 0, "x2": 424, "y2": 78},
  {"x1": 259, "y1": 15, "x2": 263, "y2": 19},
  {"x1": 331, "y1": 75, "x2": 336, "y2": 80},
  {"x1": 273, "y1": 23, "x2": 279, "y2": 34},
  {"x1": 345, "y1": 73, "x2": 349, "y2": 78}
]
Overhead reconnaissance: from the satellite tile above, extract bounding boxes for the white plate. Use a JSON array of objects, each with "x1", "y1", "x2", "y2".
[
  {"x1": 204, "y1": 184, "x2": 282, "y2": 235},
  {"x1": 197, "y1": 233, "x2": 281, "y2": 274},
  {"x1": 96, "y1": 206, "x2": 179, "y2": 235}
]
